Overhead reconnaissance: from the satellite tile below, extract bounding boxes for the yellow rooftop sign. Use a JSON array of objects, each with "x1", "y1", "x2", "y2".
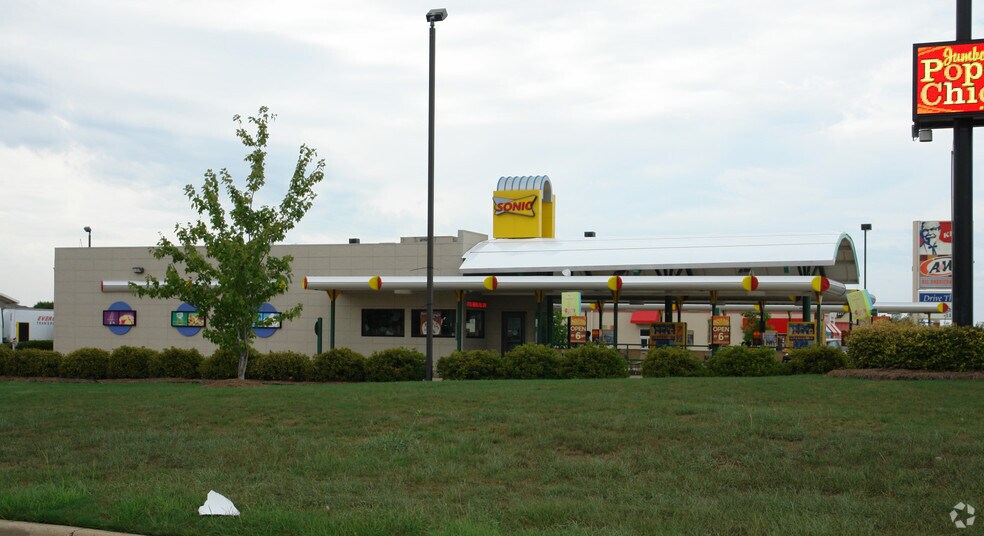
[{"x1": 492, "y1": 175, "x2": 555, "y2": 239}]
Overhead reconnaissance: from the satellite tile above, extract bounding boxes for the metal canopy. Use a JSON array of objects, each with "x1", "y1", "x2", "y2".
[
  {"x1": 298, "y1": 274, "x2": 850, "y2": 304},
  {"x1": 459, "y1": 232, "x2": 860, "y2": 284}
]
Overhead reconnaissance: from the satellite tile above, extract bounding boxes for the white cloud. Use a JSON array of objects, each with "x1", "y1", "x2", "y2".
[{"x1": 2, "y1": 0, "x2": 984, "y2": 319}]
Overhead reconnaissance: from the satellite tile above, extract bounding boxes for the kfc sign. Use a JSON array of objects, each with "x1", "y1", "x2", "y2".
[{"x1": 940, "y1": 221, "x2": 953, "y2": 243}]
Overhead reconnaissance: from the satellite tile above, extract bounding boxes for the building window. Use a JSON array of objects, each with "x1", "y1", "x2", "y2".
[
  {"x1": 639, "y1": 328, "x2": 649, "y2": 348},
  {"x1": 465, "y1": 310, "x2": 485, "y2": 339},
  {"x1": 410, "y1": 309, "x2": 455, "y2": 338},
  {"x1": 362, "y1": 309, "x2": 405, "y2": 337}
]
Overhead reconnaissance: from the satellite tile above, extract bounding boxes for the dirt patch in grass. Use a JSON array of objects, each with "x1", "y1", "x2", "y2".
[
  {"x1": 200, "y1": 378, "x2": 269, "y2": 388},
  {"x1": 827, "y1": 369, "x2": 984, "y2": 380},
  {"x1": 0, "y1": 376, "x2": 290, "y2": 387}
]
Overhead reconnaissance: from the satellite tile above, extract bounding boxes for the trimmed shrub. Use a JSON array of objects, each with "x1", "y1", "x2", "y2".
[
  {"x1": 14, "y1": 340, "x2": 54, "y2": 351},
  {"x1": 365, "y1": 348, "x2": 426, "y2": 382},
  {"x1": 5, "y1": 349, "x2": 62, "y2": 377},
  {"x1": 847, "y1": 322, "x2": 899, "y2": 369},
  {"x1": 199, "y1": 348, "x2": 259, "y2": 380},
  {"x1": 558, "y1": 344, "x2": 628, "y2": 379},
  {"x1": 641, "y1": 347, "x2": 707, "y2": 377},
  {"x1": 0, "y1": 345, "x2": 11, "y2": 374},
  {"x1": 503, "y1": 343, "x2": 560, "y2": 379},
  {"x1": 250, "y1": 351, "x2": 312, "y2": 381},
  {"x1": 153, "y1": 347, "x2": 204, "y2": 379},
  {"x1": 850, "y1": 323, "x2": 984, "y2": 371},
  {"x1": 312, "y1": 348, "x2": 366, "y2": 382},
  {"x1": 437, "y1": 350, "x2": 504, "y2": 380},
  {"x1": 706, "y1": 346, "x2": 787, "y2": 377},
  {"x1": 788, "y1": 345, "x2": 851, "y2": 374},
  {"x1": 108, "y1": 346, "x2": 158, "y2": 379},
  {"x1": 60, "y1": 347, "x2": 110, "y2": 379}
]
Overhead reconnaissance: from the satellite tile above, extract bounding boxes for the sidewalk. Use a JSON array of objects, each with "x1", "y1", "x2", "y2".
[{"x1": 0, "y1": 520, "x2": 142, "y2": 536}]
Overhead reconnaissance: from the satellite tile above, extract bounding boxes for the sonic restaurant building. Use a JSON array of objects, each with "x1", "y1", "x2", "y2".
[{"x1": 54, "y1": 176, "x2": 873, "y2": 358}]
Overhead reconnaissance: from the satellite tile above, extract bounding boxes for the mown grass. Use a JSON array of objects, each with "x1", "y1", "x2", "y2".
[{"x1": 0, "y1": 377, "x2": 981, "y2": 535}]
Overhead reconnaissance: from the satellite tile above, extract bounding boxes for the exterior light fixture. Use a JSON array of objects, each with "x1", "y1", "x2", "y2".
[
  {"x1": 861, "y1": 223, "x2": 872, "y2": 289},
  {"x1": 425, "y1": 7, "x2": 448, "y2": 381}
]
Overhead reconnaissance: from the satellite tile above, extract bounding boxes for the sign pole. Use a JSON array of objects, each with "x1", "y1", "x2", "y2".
[{"x1": 953, "y1": 0, "x2": 974, "y2": 326}]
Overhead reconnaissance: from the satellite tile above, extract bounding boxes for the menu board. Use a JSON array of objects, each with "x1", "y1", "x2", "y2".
[
  {"x1": 650, "y1": 322, "x2": 687, "y2": 347},
  {"x1": 787, "y1": 322, "x2": 816, "y2": 348}
]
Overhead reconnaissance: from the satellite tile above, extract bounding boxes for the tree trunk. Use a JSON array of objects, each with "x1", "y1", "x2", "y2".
[
  {"x1": 238, "y1": 351, "x2": 248, "y2": 380},
  {"x1": 238, "y1": 329, "x2": 250, "y2": 380}
]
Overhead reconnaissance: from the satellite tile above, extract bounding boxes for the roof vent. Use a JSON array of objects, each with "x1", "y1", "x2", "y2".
[{"x1": 348, "y1": 238, "x2": 360, "y2": 244}]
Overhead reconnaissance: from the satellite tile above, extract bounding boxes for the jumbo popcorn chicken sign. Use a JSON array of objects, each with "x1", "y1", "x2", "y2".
[{"x1": 914, "y1": 40, "x2": 984, "y2": 125}]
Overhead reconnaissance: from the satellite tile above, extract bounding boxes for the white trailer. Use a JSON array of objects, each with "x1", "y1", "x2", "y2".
[{"x1": 1, "y1": 308, "x2": 55, "y2": 343}]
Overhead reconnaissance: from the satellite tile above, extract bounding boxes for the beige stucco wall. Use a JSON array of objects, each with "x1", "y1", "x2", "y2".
[{"x1": 53, "y1": 230, "x2": 497, "y2": 357}]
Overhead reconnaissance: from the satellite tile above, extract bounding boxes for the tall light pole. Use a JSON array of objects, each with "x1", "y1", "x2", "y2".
[
  {"x1": 425, "y1": 8, "x2": 447, "y2": 381},
  {"x1": 83, "y1": 226, "x2": 92, "y2": 248},
  {"x1": 861, "y1": 223, "x2": 872, "y2": 289}
]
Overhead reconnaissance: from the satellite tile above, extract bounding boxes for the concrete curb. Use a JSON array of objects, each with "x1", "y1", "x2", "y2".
[{"x1": 0, "y1": 520, "x2": 142, "y2": 536}]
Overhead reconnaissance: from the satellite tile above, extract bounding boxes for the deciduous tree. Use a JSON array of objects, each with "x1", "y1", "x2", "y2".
[{"x1": 133, "y1": 107, "x2": 324, "y2": 379}]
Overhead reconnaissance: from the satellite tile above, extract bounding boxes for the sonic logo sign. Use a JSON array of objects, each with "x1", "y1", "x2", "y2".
[
  {"x1": 491, "y1": 186, "x2": 554, "y2": 239},
  {"x1": 914, "y1": 40, "x2": 984, "y2": 125},
  {"x1": 493, "y1": 194, "x2": 537, "y2": 217}
]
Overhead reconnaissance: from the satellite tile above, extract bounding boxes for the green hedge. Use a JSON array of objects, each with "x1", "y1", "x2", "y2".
[
  {"x1": 365, "y1": 348, "x2": 426, "y2": 382},
  {"x1": 706, "y1": 346, "x2": 788, "y2": 377},
  {"x1": 60, "y1": 348, "x2": 110, "y2": 379},
  {"x1": 4, "y1": 349, "x2": 62, "y2": 377},
  {"x1": 250, "y1": 351, "x2": 312, "y2": 381},
  {"x1": 13, "y1": 340, "x2": 54, "y2": 351},
  {"x1": 199, "y1": 348, "x2": 255, "y2": 379},
  {"x1": 108, "y1": 346, "x2": 158, "y2": 379},
  {"x1": 558, "y1": 345, "x2": 628, "y2": 379},
  {"x1": 312, "y1": 348, "x2": 366, "y2": 382},
  {"x1": 788, "y1": 345, "x2": 851, "y2": 374},
  {"x1": 0, "y1": 345, "x2": 11, "y2": 374},
  {"x1": 849, "y1": 323, "x2": 984, "y2": 371},
  {"x1": 641, "y1": 347, "x2": 707, "y2": 377},
  {"x1": 153, "y1": 347, "x2": 204, "y2": 379},
  {"x1": 437, "y1": 350, "x2": 504, "y2": 380},
  {"x1": 503, "y1": 343, "x2": 560, "y2": 379}
]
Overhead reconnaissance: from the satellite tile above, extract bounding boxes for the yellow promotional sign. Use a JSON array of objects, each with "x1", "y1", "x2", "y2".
[
  {"x1": 846, "y1": 290, "x2": 873, "y2": 320},
  {"x1": 709, "y1": 316, "x2": 730, "y2": 345},
  {"x1": 561, "y1": 291, "x2": 581, "y2": 318},
  {"x1": 569, "y1": 316, "x2": 587, "y2": 344}
]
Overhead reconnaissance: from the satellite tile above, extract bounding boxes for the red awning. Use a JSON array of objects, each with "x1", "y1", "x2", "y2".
[
  {"x1": 630, "y1": 310, "x2": 662, "y2": 324},
  {"x1": 825, "y1": 322, "x2": 841, "y2": 339}
]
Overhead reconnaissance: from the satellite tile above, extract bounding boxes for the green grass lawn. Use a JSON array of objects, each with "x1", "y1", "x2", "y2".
[{"x1": 0, "y1": 376, "x2": 981, "y2": 535}]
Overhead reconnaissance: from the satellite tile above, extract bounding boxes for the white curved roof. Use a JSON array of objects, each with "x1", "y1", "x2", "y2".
[
  {"x1": 496, "y1": 175, "x2": 553, "y2": 201},
  {"x1": 460, "y1": 232, "x2": 859, "y2": 284}
]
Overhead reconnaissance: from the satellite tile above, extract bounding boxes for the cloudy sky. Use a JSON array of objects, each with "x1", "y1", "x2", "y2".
[{"x1": 2, "y1": 1, "x2": 982, "y2": 320}]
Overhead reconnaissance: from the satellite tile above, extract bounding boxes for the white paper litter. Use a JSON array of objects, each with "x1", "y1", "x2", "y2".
[{"x1": 198, "y1": 490, "x2": 240, "y2": 516}]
